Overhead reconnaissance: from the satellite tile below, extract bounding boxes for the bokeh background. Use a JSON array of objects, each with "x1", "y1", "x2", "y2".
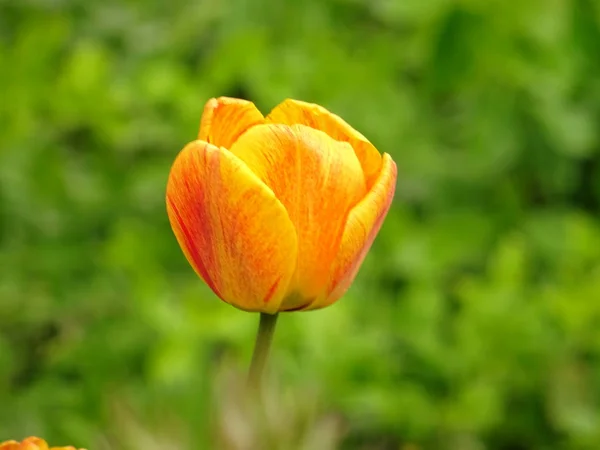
[{"x1": 1, "y1": 0, "x2": 600, "y2": 448}]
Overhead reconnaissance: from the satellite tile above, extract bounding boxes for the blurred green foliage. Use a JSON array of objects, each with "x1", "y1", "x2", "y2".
[{"x1": 1, "y1": 0, "x2": 600, "y2": 448}]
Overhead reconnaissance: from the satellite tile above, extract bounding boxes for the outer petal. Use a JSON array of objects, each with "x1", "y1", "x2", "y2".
[
  {"x1": 198, "y1": 97, "x2": 264, "y2": 149},
  {"x1": 230, "y1": 124, "x2": 367, "y2": 310},
  {"x1": 266, "y1": 99, "x2": 382, "y2": 188},
  {"x1": 306, "y1": 153, "x2": 397, "y2": 310},
  {"x1": 166, "y1": 140, "x2": 298, "y2": 313}
]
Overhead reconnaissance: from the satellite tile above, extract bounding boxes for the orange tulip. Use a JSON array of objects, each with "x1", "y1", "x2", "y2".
[
  {"x1": 0, "y1": 437, "x2": 85, "y2": 450},
  {"x1": 166, "y1": 98, "x2": 396, "y2": 313}
]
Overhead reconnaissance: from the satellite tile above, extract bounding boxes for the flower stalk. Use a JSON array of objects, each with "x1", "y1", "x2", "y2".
[{"x1": 248, "y1": 312, "x2": 279, "y2": 390}]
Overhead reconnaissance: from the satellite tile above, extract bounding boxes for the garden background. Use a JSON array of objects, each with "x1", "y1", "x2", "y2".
[{"x1": 1, "y1": 0, "x2": 600, "y2": 448}]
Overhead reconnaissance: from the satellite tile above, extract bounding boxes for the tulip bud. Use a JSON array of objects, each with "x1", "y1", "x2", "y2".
[{"x1": 167, "y1": 98, "x2": 396, "y2": 313}]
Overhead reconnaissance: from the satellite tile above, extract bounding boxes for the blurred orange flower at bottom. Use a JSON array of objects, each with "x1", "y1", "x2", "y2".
[{"x1": 0, "y1": 437, "x2": 85, "y2": 450}]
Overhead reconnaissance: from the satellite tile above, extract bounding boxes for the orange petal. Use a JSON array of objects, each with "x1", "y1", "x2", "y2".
[
  {"x1": 20, "y1": 438, "x2": 48, "y2": 450},
  {"x1": 229, "y1": 124, "x2": 367, "y2": 310},
  {"x1": 306, "y1": 153, "x2": 397, "y2": 310},
  {"x1": 266, "y1": 99, "x2": 382, "y2": 188},
  {"x1": 0, "y1": 441, "x2": 20, "y2": 450},
  {"x1": 166, "y1": 140, "x2": 298, "y2": 313},
  {"x1": 198, "y1": 97, "x2": 264, "y2": 149},
  {"x1": 0, "y1": 439, "x2": 82, "y2": 450}
]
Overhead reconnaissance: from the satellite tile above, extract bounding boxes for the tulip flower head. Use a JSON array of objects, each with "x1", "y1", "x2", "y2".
[
  {"x1": 0, "y1": 437, "x2": 85, "y2": 450},
  {"x1": 167, "y1": 98, "x2": 396, "y2": 313}
]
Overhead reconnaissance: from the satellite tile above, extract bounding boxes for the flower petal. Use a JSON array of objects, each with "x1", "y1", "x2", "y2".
[
  {"x1": 306, "y1": 153, "x2": 397, "y2": 310},
  {"x1": 266, "y1": 99, "x2": 382, "y2": 188},
  {"x1": 0, "y1": 439, "x2": 82, "y2": 450},
  {"x1": 0, "y1": 441, "x2": 19, "y2": 450},
  {"x1": 198, "y1": 97, "x2": 264, "y2": 149},
  {"x1": 166, "y1": 140, "x2": 298, "y2": 313},
  {"x1": 20, "y1": 438, "x2": 48, "y2": 450},
  {"x1": 230, "y1": 124, "x2": 367, "y2": 310}
]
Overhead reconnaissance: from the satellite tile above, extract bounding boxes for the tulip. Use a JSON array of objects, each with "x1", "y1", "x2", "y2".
[
  {"x1": 166, "y1": 98, "x2": 396, "y2": 314},
  {"x1": 0, "y1": 437, "x2": 85, "y2": 450}
]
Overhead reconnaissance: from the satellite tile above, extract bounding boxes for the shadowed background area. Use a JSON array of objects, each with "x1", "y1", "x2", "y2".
[{"x1": 1, "y1": 0, "x2": 600, "y2": 449}]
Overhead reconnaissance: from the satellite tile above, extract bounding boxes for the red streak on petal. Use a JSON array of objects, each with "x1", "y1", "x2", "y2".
[
  {"x1": 284, "y1": 299, "x2": 314, "y2": 312},
  {"x1": 167, "y1": 196, "x2": 223, "y2": 299},
  {"x1": 263, "y1": 276, "x2": 282, "y2": 304}
]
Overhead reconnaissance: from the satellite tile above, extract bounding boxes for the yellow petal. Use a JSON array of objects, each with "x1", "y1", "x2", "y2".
[
  {"x1": 198, "y1": 97, "x2": 264, "y2": 149},
  {"x1": 306, "y1": 153, "x2": 397, "y2": 310},
  {"x1": 166, "y1": 140, "x2": 298, "y2": 313},
  {"x1": 229, "y1": 124, "x2": 367, "y2": 310},
  {"x1": 266, "y1": 99, "x2": 382, "y2": 188}
]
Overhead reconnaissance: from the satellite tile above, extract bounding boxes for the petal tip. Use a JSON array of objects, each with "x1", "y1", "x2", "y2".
[{"x1": 198, "y1": 98, "x2": 264, "y2": 148}]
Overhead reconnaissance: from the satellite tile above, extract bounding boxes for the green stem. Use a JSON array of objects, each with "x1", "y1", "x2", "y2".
[{"x1": 248, "y1": 312, "x2": 279, "y2": 390}]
